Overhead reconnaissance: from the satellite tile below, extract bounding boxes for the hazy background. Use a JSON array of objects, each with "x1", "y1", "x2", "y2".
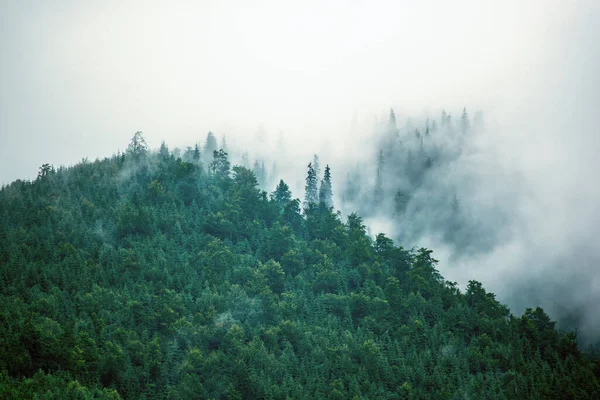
[{"x1": 2, "y1": 1, "x2": 600, "y2": 341}]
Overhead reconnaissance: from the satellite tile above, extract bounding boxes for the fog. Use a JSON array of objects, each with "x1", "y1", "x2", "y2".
[{"x1": 2, "y1": 1, "x2": 600, "y2": 342}]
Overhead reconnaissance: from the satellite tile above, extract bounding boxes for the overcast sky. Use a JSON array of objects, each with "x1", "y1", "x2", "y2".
[{"x1": 1, "y1": 0, "x2": 597, "y2": 184}]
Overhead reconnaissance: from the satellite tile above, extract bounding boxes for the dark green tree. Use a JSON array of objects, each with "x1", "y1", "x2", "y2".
[
  {"x1": 319, "y1": 164, "x2": 333, "y2": 208},
  {"x1": 304, "y1": 162, "x2": 318, "y2": 209},
  {"x1": 193, "y1": 143, "x2": 201, "y2": 163},
  {"x1": 159, "y1": 141, "x2": 170, "y2": 160},
  {"x1": 37, "y1": 163, "x2": 54, "y2": 180},
  {"x1": 272, "y1": 180, "x2": 292, "y2": 208},
  {"x1": 253, "y1": 160, "x2": 267, "y2": 189},
  {"x1": 128, "y1": 131, "x2": 148, "y2": 159},
  {"x1": 209, "y1": 149, "x2": 230, "y2": 178},
  {"x1": 312, "y1": 154, "x2": 321, "y2": 185},
  {"x1": 204, "y1": 131, "x2": 218, "y2": 159}
]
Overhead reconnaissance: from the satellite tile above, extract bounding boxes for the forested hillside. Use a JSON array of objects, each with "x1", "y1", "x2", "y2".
[{"x1": 0, "y1": 132, "x2": 598, "y2": 399}]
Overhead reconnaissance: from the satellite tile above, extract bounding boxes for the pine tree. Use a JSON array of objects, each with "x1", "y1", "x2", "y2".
[
  {"x1": 159, "y1": 141, "x2": 170, "y2": 160},
  {"x1": 304, "y1": 162, "x2": 318, "y2": 209},
  {"x1": 312, "y1": 155, "x2": 321, "y2": 190},
  {"x1": 193, "y1": 143, "x2": 201, "y2": 163},
  {"x1": 37, "y1": 163, "x2": 54, "y2": 181},
  {"x1": 204, "y1": 131, "x2": 218, "y2": 159},
  {"x1": 272, "y1": 180, "x2": 292, "y2": 208},
  {"x1": 209, "y1": 149, "x2": 230, "y2": 177},
  {"x1": 253, "y1": 160, "x2": 267, "y2": 189},
  {"x1": 319, "y1": 164, "x2": 333, "y2": 208},
  {"x1": 128, "y1": 131, "x2": 148, "y2": 160}
]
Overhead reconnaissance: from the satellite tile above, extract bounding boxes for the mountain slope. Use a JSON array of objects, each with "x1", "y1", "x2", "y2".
[{"x1": 0, "y1": 136, "x2": 598, "y2": 399}]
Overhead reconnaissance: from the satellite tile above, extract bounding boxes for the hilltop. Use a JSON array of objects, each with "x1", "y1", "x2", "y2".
[{"x1": 0, "y1": 132, "x2": 598, "y2": 399}]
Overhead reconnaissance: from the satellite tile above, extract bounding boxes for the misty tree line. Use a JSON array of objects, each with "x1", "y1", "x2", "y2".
[
  {"x1": 337, "y1": 108, "x2": 492, "y2": 252},
  {"x1": 192, "y1": 108, "x2": 492, "y2": 254},
  {"x1": 40, "y1": 106, "x2": 510, "y2": 263},
  {"x1": 1, "y1": 127, "x2": 599, "y2": 398}
]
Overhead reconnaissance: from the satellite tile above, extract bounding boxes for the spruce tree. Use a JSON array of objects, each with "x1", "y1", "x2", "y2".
[
  {"x1": 319, "y1": 164, "x2": 333, "y2": 208},
  {"x1": 272, "y1": 180, "x2": 292, "y2": 208},
  {"x1": 209, "y1": 149, "x2": 230, "y2": 177},
  {"x1": 128, "y1": 131, "x2": 148, "y2": 160},
  {"x1": 304, "y1": 162, "x2": 318, "y2": 208},
  {"x1": 193, "y1": 143, "x2": 201, "y2": 163},
  {"x1": 204, "y1": 131, "x2": 218, "y2": 159},
  {"x1": 253, "y1": 160, "x2": 267, "y2": 189},
  {"x1": 159, "y1": 140, "x2": 169, "y2": 159},
  {"x1": 312, "y1": 155, "x2": 321, "y2": 189}
]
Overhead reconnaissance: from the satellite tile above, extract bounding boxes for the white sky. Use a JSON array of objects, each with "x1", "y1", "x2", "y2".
[{"x1": 2, "y1": 0, "x2": 597, "y2": 183}]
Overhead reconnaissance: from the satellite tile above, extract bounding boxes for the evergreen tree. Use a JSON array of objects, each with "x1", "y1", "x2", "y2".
[
  {"x1": 319, "y1": 164, "x2": 333, "y2": 208},
  {"x1": 37, "y1": 163, "x2": 54, "y2": 180},
  {"x1": 204, "y1": 131, "x2": 218, "y2": 159},
  {"x1": 253, "y1": 160, "x2": 267, "y2": 189},
  {"x1": 209, "y1": 149, "x2": 230, "y2": 177},
  {"x1": 271, "y1": 180, "x2": 292, "y2": 208},
  {"x1": 312, "y1": 154, "x2": 321, "y2": 190},
  {"x1": 128, "y1": 131, "x2": 148, "y2": 159},
  {"x1": 193, "y1": 143, "x2": 201, "y2": 162},
  {"x1": 159, "y1": 141, "x2": 170, "y2": 160},
  {"x1": 304, "y1": 162, "x2": 318, "y2": 208}
]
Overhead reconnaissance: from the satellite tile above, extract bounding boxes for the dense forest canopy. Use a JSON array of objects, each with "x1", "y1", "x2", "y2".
[{"x1": 1, "y1": 125, "x2": 599, "y2": 399}]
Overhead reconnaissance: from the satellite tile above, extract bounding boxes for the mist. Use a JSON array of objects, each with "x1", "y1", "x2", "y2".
[{"x1": 2, "y1": 0, "x2": 600, "y2": 344}]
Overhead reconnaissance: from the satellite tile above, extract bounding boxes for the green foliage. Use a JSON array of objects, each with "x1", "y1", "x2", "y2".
[
  {"x1": 0, "y1": 139, "x2": 597, "y2": 399},
  {"x1": 304, "y1": 162, "x2": 319, "y2": 209},
  {"x1": 127, "y1": 131, "x2": 147, "y2": 160},
  {"x1": 209, "y1": 149, "x2": 230, "y2": 178},
  {"x1": 319, "y1": 164, "x2": 333, "y2": 208}
]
